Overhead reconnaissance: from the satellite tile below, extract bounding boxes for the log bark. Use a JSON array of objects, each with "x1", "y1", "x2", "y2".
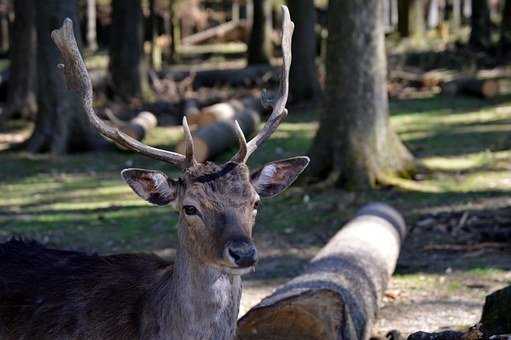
[
  {"x1": 237, "y1": 203, "x2": 407, "y2": 340},
  {"x1": 441, "y1": 77, "x2": 499, "y2": 98},
  {"x1": 480, "y1": 285, "x2": 511, "y2": 337},
  {"x1": 176, "y1": 98, "x2": 261, "y2": 162}
]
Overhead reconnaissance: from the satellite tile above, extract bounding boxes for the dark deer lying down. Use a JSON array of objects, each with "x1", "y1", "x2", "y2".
[{"x1": 0, "y1": 6, "x2": 306, "y2": 340}]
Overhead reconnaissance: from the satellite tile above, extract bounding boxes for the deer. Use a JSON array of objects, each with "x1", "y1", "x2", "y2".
[{"x1": 0, "y1": 6, "x2": 307, "y2": 340}]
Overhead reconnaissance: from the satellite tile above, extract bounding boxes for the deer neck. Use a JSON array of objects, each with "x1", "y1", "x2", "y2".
[{"x1": 143, "y1": 237, "x2": 242, "y2": 340}]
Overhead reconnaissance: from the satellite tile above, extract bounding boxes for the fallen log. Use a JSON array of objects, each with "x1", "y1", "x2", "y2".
[
  {"x1": 237, "y1": 203, "x2": 407, "y2": 340},
  {"x1": 441, "y1": 77, "x2": 500, "y2": 99},
  {"x1": 105, "y1": 110, "x2": 157, "y2": 141},
  {"x1": 175, "y1": 99, "x2": 260, "y2": 162},
  {"x1": 187, "y1": 96, "x2": 262, "y2": 127},
  {"x1": 160, "y1": 65, "x2": 278, "y2": 89}
]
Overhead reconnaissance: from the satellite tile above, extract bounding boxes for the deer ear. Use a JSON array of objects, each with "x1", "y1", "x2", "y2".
[
  {"x1": 121, "y1": 168, "x2": 178, "y2": 206},
  {"x1": 251, "y1": 157, "x2": 310, "y2": 198}
]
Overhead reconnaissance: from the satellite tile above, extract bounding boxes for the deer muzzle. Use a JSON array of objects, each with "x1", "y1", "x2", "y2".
[{"x1": 224, "y1": 239, "x2": 257, "y2": 268}]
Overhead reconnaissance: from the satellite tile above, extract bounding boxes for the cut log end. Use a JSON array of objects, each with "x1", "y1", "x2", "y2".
[
  {"x1": 176, "y1": 137, "x2": 208, "y2": 163},
  {"x1": 237, "y1": 290, "x2": 344, "y2": 340}
]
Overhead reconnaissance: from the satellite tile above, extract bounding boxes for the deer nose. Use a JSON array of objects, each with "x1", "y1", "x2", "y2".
[{"x1": 225, "y1": 240, "x2": 257, "y2": 268}]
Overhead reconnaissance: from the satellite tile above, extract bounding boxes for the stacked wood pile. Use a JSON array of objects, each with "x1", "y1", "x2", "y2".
[
  {"x1": 237, "y1": 203, "x2": 407, "y2": 340},
  {"x1": 387, "y1": 67, "x2": 510, "y2": 99}
]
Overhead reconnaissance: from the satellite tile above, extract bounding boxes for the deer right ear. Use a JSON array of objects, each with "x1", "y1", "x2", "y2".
[{"x1": 121, "y1": 169, "x2": 178, "y2": 206}]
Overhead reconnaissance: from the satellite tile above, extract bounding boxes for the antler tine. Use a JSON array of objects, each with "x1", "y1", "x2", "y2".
[
  {"x1": 243, "y1": 5, "x2": 294, "y2": 163},
  {"x1": 229, "y1": 120, "x2": 247, "y2": 163},
  {"x1": 182, "y1": 116, "x2": 198, "y2": 167},
  {"x1": 51, "y1": 18, "x2": 189, "y2": 170}
]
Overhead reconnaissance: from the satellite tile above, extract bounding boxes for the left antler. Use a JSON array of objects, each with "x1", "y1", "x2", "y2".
[{"x1": 230, "y1": 5, "x2": 294, "y2": 164}]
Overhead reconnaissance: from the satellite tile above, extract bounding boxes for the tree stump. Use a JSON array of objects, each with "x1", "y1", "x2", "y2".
[
  {"x1": 237, "y1": 203, "x2": 407, "y2": 340},
  {"x1": 480, "y1": 285, "x2": 511, "y2": 337}
]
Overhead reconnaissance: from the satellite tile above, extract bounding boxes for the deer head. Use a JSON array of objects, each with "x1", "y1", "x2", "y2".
[{"x1": 51, "y1": 6, "x2": 307, "y2": 275}]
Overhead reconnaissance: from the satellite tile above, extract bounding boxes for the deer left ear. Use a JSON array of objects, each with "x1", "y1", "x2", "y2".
[{"x1": 251, "y1": 156, "x2": 310, "y2": 198}]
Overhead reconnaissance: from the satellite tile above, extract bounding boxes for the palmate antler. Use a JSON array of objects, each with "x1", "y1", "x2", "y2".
[{"x1": 51, "y1": 5, "x2": 293, "y2": 169}]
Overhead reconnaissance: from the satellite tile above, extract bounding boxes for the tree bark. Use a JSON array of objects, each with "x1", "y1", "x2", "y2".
[
  {"x1": 86, "y1": 0, "x2": 97, "y2": 52},
  {"x1": 237, "y1": 203, "x2": 407, "y2": 340},
  {"x1": 109, "y1": 0, "x2": 149, "y2": 102},
  {"x1": 247, "y1": 0, "x2": 272, "y2": 65},
  {"x1": 469, "y1": 0, "x2": 491, "y2": 50},
  {"x1": 398, "y1": 0, "x2": 425, "y2": 41},
  {"x1": 287, "y1": 0, "x2": 321, "y2": 102},
  {"x1": 25, "y1": 0, "x2": 100, "y2": 154},
  {"x1": 0, "y1": 0, "x2": 36, "y2": 122},
  {"x1": 500, "y1": 0, "x2": 511, "y2": 55},
  {"x1": 307, "y1": 0, "x2": 414, "y2": 190}
]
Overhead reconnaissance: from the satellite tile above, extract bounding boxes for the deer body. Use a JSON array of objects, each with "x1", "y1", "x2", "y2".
[
  {"x1": 0, "y1": 239, "x2": 239, "y2": 340},
  {"x1": 0, "y1": 6, "x2": 304, "y2": 340}
]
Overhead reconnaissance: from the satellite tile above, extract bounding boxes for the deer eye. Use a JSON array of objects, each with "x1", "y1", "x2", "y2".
[
  {"x1": 183, "y1": 205, "x2": 198, "y2": 216},
  {"x1": 253, "y1": 200, "x2": 260, "y2": 210}
]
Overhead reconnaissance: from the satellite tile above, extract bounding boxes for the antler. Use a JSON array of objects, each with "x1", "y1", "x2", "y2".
[
  {"x1": 51, "y1": 18, "x2": 195, "y2": 170},
  {"x1": 230, "y1": 5, "x2": 294, "y2": 164}
]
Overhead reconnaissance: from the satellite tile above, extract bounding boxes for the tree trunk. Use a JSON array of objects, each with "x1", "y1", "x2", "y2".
[
  {"x1": 238, "y1": 203, "x2": 407, "y2": 340},
  {"x1": 500, "y1": 0, "x2": 511, "y2": 54},
  {"x1": 0, "y1": 0, "x2": 36, "y2": 122},
  {"x1": 109, "y1": 0, "x2": 149, "y2": 102},
  {"x1": 86, "y1": 0, "x2": 97, "y2": 52},
  {"x1": 307, "y1": 0, "x2": 414, "y2": 190},
  {"x1": 25, "y1": 0, "x2": 100, "y2": 154},
  {"x1": 247, "y1": 0, "x2": 272, "y2": 65},
  {"x1": 287, "y1": 0, "x2": 321, "y2": 102},
  {"x1": 398, "y1": 0, "x2": 425, "y2": 41},
  {"x1": 469, "y1": 0, "x2": 491, "y2": 50}
]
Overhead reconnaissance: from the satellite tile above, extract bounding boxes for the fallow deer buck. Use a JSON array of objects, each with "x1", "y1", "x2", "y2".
[{"x1": 0, "y1": 6, "x2": 307, "y2": 340}]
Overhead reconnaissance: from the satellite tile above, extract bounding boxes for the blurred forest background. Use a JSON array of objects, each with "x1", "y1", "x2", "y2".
[{"x1": 0, "y1": 0, "x2": 511, "y2": 335}]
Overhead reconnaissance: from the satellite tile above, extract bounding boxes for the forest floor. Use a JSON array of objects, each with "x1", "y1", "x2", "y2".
[{"x1": 1, "y1": 93, "x2": 511, "y2": 335}]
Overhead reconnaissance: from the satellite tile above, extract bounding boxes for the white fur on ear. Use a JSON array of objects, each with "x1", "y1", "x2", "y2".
[
  {"x1": 259, "y1": 164, "x2": 278, "y2": 182},
  {"x1": 121, "y1": 169, "x2": 177, "y2": 206}
]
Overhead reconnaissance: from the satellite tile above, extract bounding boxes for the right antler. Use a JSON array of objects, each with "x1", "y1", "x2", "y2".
[
  {"x1": 231, "y1": 5, "x2": 294, "y2": 164},
  {"x1": 51, "y1": 19, "x2": 196, "y2": 170}
]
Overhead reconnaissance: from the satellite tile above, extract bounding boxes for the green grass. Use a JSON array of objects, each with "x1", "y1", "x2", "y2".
[{"x1": 1, "y1": 93, "x2": 511, "y2": 254}]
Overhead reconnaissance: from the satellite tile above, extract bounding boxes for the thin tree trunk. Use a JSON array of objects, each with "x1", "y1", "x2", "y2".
[
  {"x1": 109, "y1": 0, "x2": 149, "y2": 102},
  {"x1": 398, "y1": 0, "x2": 425, "y2": 41},
  {"x1": 247, "y1": 0, "x2": 272, "y2": 65},
  {"x1": 500, "y1": 0, "x2": 511, "y2": 54},
  {"x1": 0, "y1": 0, "x2": 36, "y2": 123},
  {"x1": 469, "y1": 0, "x2": 491, "y2": 50},
  {"x1": 26, "y1": 0, "x2": 99, "y2": 154},
  {"x1": 86, "y1": 0, "x2": 97, "y2": 52},
  {"x1": 308, "y1": 0, "x2": 414, "y2": 190},
  {"x1": 288, "y1": 0, "x2": 321, "y2": 102}
]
